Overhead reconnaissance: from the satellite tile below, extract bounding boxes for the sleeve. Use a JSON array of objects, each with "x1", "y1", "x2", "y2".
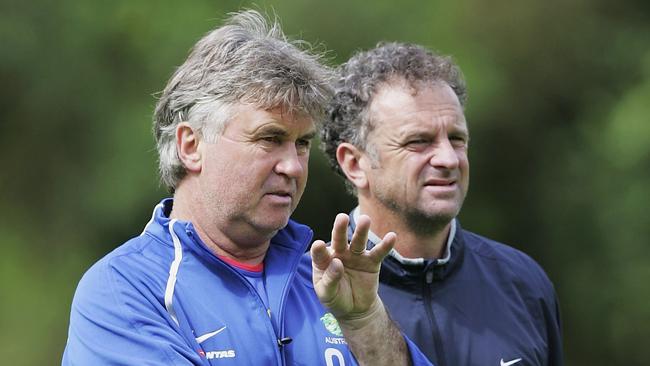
[
  {"x1": 527, "y1": 253, "x2": 564, "y2": 366},
  {"x1": 62, "y1": 259, "x2": 202, "y2": 365},
  {"x1": 544, "y1": 287, "x2": 564, "y2": 366}
]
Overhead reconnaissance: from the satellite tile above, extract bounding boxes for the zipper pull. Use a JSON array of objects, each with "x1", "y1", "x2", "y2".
[
  {"x1": 426, "y1": 270, "x2": 434, "y2": 284},
  {"x1": 277, "y1": 337, "x2": 293, "y2": 347}
]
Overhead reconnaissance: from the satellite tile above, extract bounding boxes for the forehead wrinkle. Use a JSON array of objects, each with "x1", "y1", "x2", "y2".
[
  {"x1": 385, "y1": 110, "x2": 465, "y2": 138},
  {"x1": 371, "y1": 96, "x2": 463, "y2": 122}
]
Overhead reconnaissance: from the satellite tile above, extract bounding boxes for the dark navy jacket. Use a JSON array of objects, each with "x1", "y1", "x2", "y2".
[{"x1": 349, "y1": 214, "x2": 563, "y2": 366}]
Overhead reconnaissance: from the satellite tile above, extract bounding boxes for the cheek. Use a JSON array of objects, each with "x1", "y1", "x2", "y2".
[
  {"x1": 459, "y1": 153, "x2": 469, "y2": 174},
  {"x1": 217, "y1": 160, "x2": 250, "y2": 183},
  {"x1": 459, "y1": 154, "x2": 470, "y2": 191},
  {"x1": 407, "y1": 157, "x2": 429, "y2": 179},
  {"x1": 297, "y1": 156, "x2": 310, "y2": 186}
]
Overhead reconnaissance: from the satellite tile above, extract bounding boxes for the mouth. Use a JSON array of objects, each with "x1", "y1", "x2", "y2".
[
  {"x1": 422, "y1": 178, "x2": 459, "y2": 196},
  {"x1": 424, "y1": 179, "x2": 456, "y2": 187},
  {"x1": 267, "y1": 189, "x2": 293, "y2": 197},
  {"x1": 264, "y1": 190, "x2": 294, "y2": 204}
]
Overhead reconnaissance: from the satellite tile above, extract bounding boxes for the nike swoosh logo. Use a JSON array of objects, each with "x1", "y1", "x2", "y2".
[
  {"x1": 195, "y1": 326, "x2": 227, "y2": 344},
  {"x1": 500, "y1": 358, "x2": 522, "y2": 366}
]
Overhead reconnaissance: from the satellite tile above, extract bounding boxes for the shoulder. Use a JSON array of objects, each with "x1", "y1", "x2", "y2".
[
  {"x1": 459, "y1": 229, "x2": 556, "y2": 298},
  {"x1": 64, "y1": 232, "x2": 202, "y2": 364},
  {"x1": 460, "y1": 230, "x2": 536, "y2": 267},
  {"x1": 85, "y1": 233, "x2": 173, "y2": 278},
  {"x1": 73, "y1": 234, "x2": 174, "y2": 313}
]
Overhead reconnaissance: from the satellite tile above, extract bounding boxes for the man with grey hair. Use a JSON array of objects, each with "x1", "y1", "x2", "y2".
[
  {"x1": 322, "y1": 42, "x2": 563, "y2": 365},
  {"x1": 63, "y1": 12, "x2": 431, "y2": 365}
]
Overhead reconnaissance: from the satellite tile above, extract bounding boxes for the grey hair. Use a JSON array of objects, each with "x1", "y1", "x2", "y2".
[
  {"x1": 153, "y1": 10, "x2": 333, "y2": 190},
  {"x1": 321, "y1": 42, "x2": 467, "y2": 194}
]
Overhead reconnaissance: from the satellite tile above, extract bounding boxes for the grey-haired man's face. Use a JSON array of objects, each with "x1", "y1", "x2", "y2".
[{"x1": 195, "y1": 104, "x2": 315, "y2": 239}]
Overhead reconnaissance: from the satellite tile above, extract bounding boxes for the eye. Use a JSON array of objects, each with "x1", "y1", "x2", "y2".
[
  {"x1": 449, "y1": 134, "x2": 468, "y2": 148},
  {"x1": 405, "y1": 138, "x2": 431, "y2": 151},
  {"x1": 295, "y1": 138, "x2": 312, "y2": 154},
  {"x1": 260, "y1": 136, "x2": 282, "y2": 145}
]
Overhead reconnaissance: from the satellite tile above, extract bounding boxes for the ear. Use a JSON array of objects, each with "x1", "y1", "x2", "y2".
[
  {"x1": 176, "y1": 122, "x2": 202, "y2": 173},
  {"x1": 336, "y1": 142, "x2": 369, "y2": 190}
]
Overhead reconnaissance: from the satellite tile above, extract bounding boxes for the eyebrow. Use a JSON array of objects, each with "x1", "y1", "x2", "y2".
[
  {"x1": 254, "y1": 125, "x2": 288, "y2": 136},
  {"x1": 253, "y1": 124, "x2": 316, "y2": 140},
  {"x1": 399, "y1": 125, "x2": 469, "y2": 139},
  {"x1": 450, "y1": 126, "x2": 469, "y2": 136},
  {"x1": 398, "y1": 128, "x2": 435, "y2": 140},
  {"x1": 300, "y1": 130, "x2": 317, "y2": 140}
]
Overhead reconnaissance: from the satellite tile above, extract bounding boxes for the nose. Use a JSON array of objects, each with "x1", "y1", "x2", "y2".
[
  {"x1": 429, "y1": 139, "x2": 460, "y2": 170},
  {"x1": 274, "y1": 144, "x2": 306, "y2": 179}
]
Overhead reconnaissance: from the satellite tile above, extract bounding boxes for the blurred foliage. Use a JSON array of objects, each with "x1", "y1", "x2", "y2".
[{"x1": 1, "y1": 0, "x2": 648, "y2": 365}]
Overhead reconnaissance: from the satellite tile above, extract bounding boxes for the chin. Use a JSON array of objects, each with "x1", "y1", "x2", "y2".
[
  {"x1": 417, "y1": 205, "x2": 462, "y2": 223},
  {"x1": 256, "y1": 216, "x2": 291, "y2": 233}
]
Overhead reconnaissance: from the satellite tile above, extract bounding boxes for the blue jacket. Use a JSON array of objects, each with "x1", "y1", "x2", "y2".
[
  {"x1": 63, "y1": 199, "x2": 431, "y2": 365},
  {"x1": 349, "y1": 214, "x2": 563, "y2": 366}
]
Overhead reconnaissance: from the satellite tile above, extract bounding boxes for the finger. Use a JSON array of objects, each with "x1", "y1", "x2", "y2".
[
  {"x1": 315, "y1": 257, "x2": 344, "y2": 304},
  {"x1": 330, "y1": 213, "x2": 350, "y2": 254},
  {"x1": 310, "y1": 240, "x2": 332, "y2": 271},
  {"x1": 349, "y1": 214, "x2": 371, "y2": 255},
  {"x1": 368, "y1": 231, "x2": 397, "y2": 263}
]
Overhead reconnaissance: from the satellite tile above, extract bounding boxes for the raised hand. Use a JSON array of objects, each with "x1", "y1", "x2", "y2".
[{"x1": 310, "y1": 213, "x2": 396, "y2": 324}]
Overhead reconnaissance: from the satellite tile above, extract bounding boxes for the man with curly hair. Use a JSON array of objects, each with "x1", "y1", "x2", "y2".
[{"x1": 322, "y1": 42, "x2": 563, "y2": 365}]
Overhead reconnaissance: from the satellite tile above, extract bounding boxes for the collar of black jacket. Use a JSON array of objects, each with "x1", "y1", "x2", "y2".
[{"x1": 347, "y1": 209, "x2": 466, "y2": 286}]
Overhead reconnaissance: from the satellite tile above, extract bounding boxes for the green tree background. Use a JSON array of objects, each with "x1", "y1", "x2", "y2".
[{"x1": 1, "y1": 0, "x2": 648, "y2": 365}]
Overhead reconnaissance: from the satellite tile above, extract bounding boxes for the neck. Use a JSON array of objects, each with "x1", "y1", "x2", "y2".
[
  {"x1": 170, "y1": 179, "x2": 269, "y2": 266},
  {"x1": 358, "y1": 197, "x2": 451, "y2": 260}
]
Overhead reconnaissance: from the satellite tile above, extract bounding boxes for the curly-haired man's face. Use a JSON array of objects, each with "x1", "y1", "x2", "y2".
[{"x1": 362, "y1": 81, "x2": 469, "y2": 232}]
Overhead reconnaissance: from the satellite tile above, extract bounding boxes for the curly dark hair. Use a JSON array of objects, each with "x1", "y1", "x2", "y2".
[{"x1": 322, "y1": 42, "x2": 467, "y2": 193}]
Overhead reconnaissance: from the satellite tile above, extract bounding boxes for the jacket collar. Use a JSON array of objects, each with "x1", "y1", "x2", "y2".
[
  {"x1": 142, "y1": 198, "x2": 313, "y2": 264},
  {"x1": 350, "y1": 207, "x2": 455, "y2": 266},
  {"x1": 348, "y1": 207, "x2": 465, "y2": 282}
]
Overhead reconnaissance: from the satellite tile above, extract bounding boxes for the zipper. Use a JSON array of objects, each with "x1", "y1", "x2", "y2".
[
  {"x1": 219, "y1": 258, "x2": 284, "y2": 365},
  {"x1": 423, "y1": 268, "x2": 447, "y2": 365},
  {"x1": 275, "y1": 229, "x2": 313, "y2": 365},
  {"x1": 187, "y1": 230, "x2": 284, "y2": 365}
]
